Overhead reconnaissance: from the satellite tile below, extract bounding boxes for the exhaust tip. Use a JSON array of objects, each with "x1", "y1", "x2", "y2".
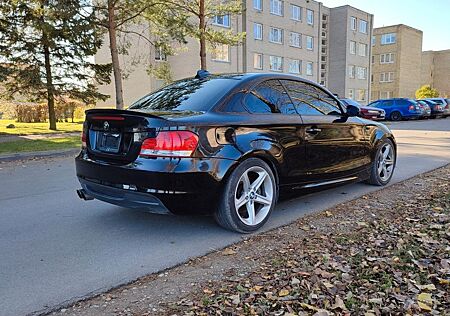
[{"x1": 76, "y1": 189, "x2": 94, "y2": 201}]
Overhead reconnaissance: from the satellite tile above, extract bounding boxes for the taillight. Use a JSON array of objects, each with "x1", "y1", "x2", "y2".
[
  {"x1": 140, "y1": 131, "x2": 199, "y2": 158},
  {"x1": 81, "y1": 121, "x2": 88, "y2": 148},
  {"x1": 408, "y1": 105, "x2": 414, "y2": 111}
]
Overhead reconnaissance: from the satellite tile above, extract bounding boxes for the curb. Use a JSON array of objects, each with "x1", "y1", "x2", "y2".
[{"x1": 0, "y1": 148, "x2": 80, "y2": 162}]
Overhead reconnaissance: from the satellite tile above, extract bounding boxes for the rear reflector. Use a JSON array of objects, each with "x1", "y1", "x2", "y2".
[
  {"x1": 140, "y1": 131, "x2": 199, "y2": 158},
  {"x1": 91, "y1": 116, "x2": 125, "y2": 121}
]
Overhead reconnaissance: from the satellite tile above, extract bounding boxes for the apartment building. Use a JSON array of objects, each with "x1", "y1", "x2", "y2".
[
  {"x1": 96, "y1": 1, "x2": 373, "y2": 107},
  {"x1": 326, "y1": 5, "x2": 373, "y2": 103},
  {"x1": 370, "y1": 24, "x2": 423, "y2": 101},
  {"x1": 421, "y1": 49, "x2": 450, "y2": 97}
]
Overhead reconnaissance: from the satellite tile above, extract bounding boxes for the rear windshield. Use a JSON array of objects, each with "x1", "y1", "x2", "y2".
[{"x1": 129, "y1": 76, "x2": 242, "y2": 112}]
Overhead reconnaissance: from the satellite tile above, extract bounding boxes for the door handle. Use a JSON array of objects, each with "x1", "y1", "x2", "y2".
[{"x1": 306, "y1": 127, "x2": 322, "y2": 134}]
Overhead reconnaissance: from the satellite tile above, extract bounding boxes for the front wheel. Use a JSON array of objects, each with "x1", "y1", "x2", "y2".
[
  {"x1": 367, "y1": 139, "x2": 396, "y2": 186},
  {"x1": 214, "y1": 158, "x2": 277, "y2": 233}
]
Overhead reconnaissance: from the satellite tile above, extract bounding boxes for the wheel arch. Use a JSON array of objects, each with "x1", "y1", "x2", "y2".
[{"x1": 221, "y1": 150, "x2": 281, "y2": 190}]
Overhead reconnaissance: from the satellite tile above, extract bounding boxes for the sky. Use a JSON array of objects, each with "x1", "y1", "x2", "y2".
[{"x1": 319, "y1": 0, "x2": 450, "y2": 51}]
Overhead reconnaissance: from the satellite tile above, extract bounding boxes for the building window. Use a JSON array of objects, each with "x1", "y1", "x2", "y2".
[
  {"x1": 291, "y1": 4, "x2": 301, "y2": 21},
  {"x1": 269, "y1": 55, "x2": 283, "y2": 71},
  {"x1": 269, "y1": 27, "x2": 283, "y2": 44},
  {"x1": 359, "y1": 20, "x2": 368, "y2": 34},
  {"x1": 306, "y1": 62, "x2": 313, "y2": 76},
  {"x1": 348, "y1": 88, "x2": 354, "y2": 99},
  {"x1": 288, "y1": 59, "x2": 301, "y2": 74},
  {"x1": 212, "y1": 15, "x2": 230, "y2": 27},
  {"x1": 270, "y1": 0, "x2": 283, "y2": 16},
  {"x1": 211, "y1": 44, "x2": 230, "y2": 62},
  {"x1": 381, "y1": 91, "x2": 392, "y2": 99},
  {"x1": 253, "y1": 53, "x2": 263, "y2": 69},
  {"x1": 306, "y1": 36, "x2": 313, "y2": 50},
  {"x1": 253, "y1": 0, "x2": 262, "y2": 11},
  {"x1": 289, "y1": 32, "x2": 301, "y2": 48},
  {"x1": 372, "y1": 36, "x2": 376, "y2": 46},
  {"x1": 348, "y1": 65, "x2": 355, "y2": 78},
  {"x1": 381, "y1": 33, "x2": 396, "y2": 45},
  {"x1": 254, "y1": 23, "x2": 263, "y2": 40},
  {"x1": 356, "y1": 66, "x2": 367, "y2": 80},
  {"x1": 357, "y1": 89, "x2": 366, "y2": 101},
  {"x1": 358, "y1": 43, "x2": 367, "y2": 57},
  {"x1": 380, "y1": 53, "x2": 395, "y2": 64},
  {"x1": 380, "y1": 72, "x2": 395, "y2": 82},
  {"x1": 371, "y1": 55, "x2": 375, "y2": 64},
  {"x1": 350, "y1": 16, "x2": 357, "y2": 30},
  {"x1": 307, "y1": 9, "x2": 314, "y2": 25},
  {"x1": 155, "y1": 46, "x2": 166, "y2": 61},
  {"x1": 349, "y1": 41, "x2": 356, "y2": 55}
]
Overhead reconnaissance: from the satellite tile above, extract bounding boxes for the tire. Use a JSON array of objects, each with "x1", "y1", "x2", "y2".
[
  {"x1": 214, "y1": 158, "x2": 277, "y2": 233},
  {"x1": 367, "y1": 139, "x2": 396, "y2": 186},
  {"x1": 390, "y1": 111, "x2": 402, "y2": 121}
]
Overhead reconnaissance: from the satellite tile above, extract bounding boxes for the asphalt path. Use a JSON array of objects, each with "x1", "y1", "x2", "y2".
[{"x1": 1, "y1": 118, "x2": 449, "y2": 316}]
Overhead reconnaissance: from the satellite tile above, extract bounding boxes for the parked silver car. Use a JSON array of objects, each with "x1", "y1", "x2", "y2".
[{"x1": 425, "y1": 98, "x2": 450, "y2": 117}]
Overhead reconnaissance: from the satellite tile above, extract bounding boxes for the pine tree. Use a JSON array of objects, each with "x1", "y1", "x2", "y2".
[{"x1": 0, "y1": 0, "x2": 111, "y2": 130}]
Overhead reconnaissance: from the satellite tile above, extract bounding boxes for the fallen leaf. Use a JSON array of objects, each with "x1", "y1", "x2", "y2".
[
  {"x1": 278, "y1": 289, "x2": 290, "y2": 297},
  {"x1": 222, "y1": 248, "x2": 236, "y2": 255}
]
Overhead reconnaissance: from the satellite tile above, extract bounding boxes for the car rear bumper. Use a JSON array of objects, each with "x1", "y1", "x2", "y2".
[
  {"x1": 75, "y1": 151, "x2": 236, "y2": 214},
  {"x1": 78, "y1": 177, "x2": 172, "y2": 214}
]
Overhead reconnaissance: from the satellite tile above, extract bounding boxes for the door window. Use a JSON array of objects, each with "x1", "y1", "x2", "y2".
[
  {"x1": 281, "y1": 80, "x2": 342, "y2": 116},
  {"x1": 381, "y1": 100, "x2": 394, "y2": 107},
  {"x1": 245, "y1": 80, "x2": 297, "y2": 114}
]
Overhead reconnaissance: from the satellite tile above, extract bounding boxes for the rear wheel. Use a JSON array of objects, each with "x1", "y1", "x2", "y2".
[
  {"x1": 214, "y1": 158, "x2": 277, "y2": 233},
  {"x1": 367, "y1": 139, "x2": 396, "y2": 186},
  {"x1": 390, "y1": 111, "x2": 402, "y2": 121}
]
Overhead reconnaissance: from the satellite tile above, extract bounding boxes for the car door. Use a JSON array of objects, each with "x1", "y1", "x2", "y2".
[
  {"x1": 242, "y1": 79, "x2": 307, "y2": 186},
  {"x1": 281, "y1": 80, "x2": 370, "y2": 183}
]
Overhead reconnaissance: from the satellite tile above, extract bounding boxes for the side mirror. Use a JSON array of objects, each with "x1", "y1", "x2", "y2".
[{"x1": 346, "y1": 104, "x2": 360, "y2": 117}]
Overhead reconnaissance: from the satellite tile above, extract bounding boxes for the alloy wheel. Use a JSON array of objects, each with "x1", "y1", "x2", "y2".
[
  {"x1": 377, "y1": 143, "x2": 395, "y2": 181},
  {"x1": 234, "y1": 166, "x2": 274, "y2": 226}
]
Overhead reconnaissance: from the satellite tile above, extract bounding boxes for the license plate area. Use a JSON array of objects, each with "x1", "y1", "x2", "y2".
[{"x1": 97, "y1": 132, "x2": 122, "y2": 153}]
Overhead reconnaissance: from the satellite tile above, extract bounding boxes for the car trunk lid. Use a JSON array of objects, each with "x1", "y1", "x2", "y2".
[{"x1": 85, "y1": 109, "x2": 170, "y2": 164}]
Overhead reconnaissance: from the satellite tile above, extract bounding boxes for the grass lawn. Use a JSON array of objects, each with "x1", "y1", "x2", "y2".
[
  {"x1": 0, "y1": 119, "x2": 83, "y2": 135},
  {"x1": 0, "y1": 136, "x2": 80, "y2": 155}
]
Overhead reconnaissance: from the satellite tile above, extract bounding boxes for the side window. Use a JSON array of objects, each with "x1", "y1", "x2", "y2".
[
  {"x1": 382, "y1": 100, "x2": 394, "y2": 107},
  {"x1": 370, "y1": 101, "x2": 380, "y2": 107},
  {"x1": 245, "y1": 80, "x2": 297, "y2": 114},
  {"x1": 281, "y1": 80, "x2": 342, "y2": 116},
  {"x1": 395, "y1": 99, "x2": 409, "y2": 106},
  {"x1": 222, "y1": 93, "x2": 248, "y2": 113}
]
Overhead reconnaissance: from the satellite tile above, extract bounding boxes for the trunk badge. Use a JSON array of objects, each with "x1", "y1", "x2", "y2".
[{"x1": 103, "y1": 121, "x2": 110, "y2": 130}]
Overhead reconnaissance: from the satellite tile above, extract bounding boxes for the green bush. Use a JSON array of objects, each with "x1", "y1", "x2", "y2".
[{"x1": 15, "y1": 99, "x2": 90, "y2": 123}]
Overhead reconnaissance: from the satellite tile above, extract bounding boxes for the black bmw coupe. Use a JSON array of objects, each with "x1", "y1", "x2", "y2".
[{"x1": 76, "y1": 72, "x2": 396, "y2": 233}]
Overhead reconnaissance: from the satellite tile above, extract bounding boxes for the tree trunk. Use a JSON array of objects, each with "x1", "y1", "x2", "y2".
[
  {"x1": 108, "y1": 0, "x2": 124, "y2": 110},
  {"x1": 43, "y1": 42, "x2": 57, "y2": 130},
  {"x1": 199, "y1": 0, "x2": 206, "y2": 70}
]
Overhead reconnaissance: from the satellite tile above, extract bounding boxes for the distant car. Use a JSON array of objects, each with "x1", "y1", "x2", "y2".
[
  {"x1": 415, "y1": 100, "x2": 431, "y2": 118},
  {"x1": 419, "y1": 99, "x2": 445, "y2": 118},
  {"x1": 340, "y1": 98, "x2": 385, "y2": 121},
  {"x1": 368, "y1": 98, "x2": 422, "y2": 121},
  {"x1": 425, "y1": 98, "x2": 450, "y2": 117}
]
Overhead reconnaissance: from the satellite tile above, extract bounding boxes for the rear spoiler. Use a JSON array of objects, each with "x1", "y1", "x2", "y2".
[{"x1": 85, "y1": 108, "x2": 168, "y2": 120}]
